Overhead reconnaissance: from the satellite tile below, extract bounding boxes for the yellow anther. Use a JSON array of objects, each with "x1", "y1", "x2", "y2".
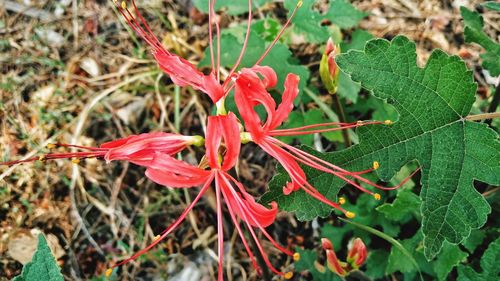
[
  {"x1": 293, "y1": 252, "x2": 300, "y2": 261},
  {"x1": 346, "y1": 211, "x2": 356, "y2": 219},
  {"x1": 297, "y1": 1, "x2": 303, "y2": 8},
  {"x1": 339, "y1": 197, "x2": 346, "y2": 205},
  {"x1": 357, "y1": 120, "x2": 363, "y2": 125},
  {"x1": 46, "y1": 143, "x2": 56, "y2": 149},
  {"x1": 38, "y1": 155, "x2": 46, "y2": 161},
  {"x1": 112, "y1": 0, "x2": 117, "y2": 4},
  {"x1": 105, "y1": 268, "x2": 113, "y2": 277},
  {"x1": 373, "y1": 193, "x2": 381, "y2": 200},
  {"x1": 153, "y1": 235, "x2": 161, "y2": 241},
  {"x1": 384, "y1": 120, "x2": 393, "y2": 125},
  {"x1": 284, "y1": 271, "x2": 294, "y2": 279},
  {"x1": 71, "y1": 158, "x2": 81, "y2": 164},
  {"x1": 121, "y1": 1, "x2": 127, "y2": 9},
  {"x1": 373, "y1": 161, "x2": 380, "y2": 170}
]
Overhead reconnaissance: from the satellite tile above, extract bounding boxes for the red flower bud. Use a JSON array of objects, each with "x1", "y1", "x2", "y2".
[
  {"x1": 320, "y1": 37, "x2": 341, "y2": 94},
  {"x1": 347, "y1": 238, "x2": 367, "y2": 268}
]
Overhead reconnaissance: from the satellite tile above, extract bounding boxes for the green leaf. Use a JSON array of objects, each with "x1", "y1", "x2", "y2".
[
  {"x1": 193, "y1": 0, "x2": 272, "y2": 15},
  {"x1": 365, "y1": 249, "x2": 390, "y2": 279},
  {"x1": 284, "y1": 0, "x2": 329, "y2": 43},
  {"x1": 457, "y1": 237, "x2": 500, "y2": 281},
  {"x1": 433, "y1": 242, "x2": 469, "y2": 281},
  {"x1": 462, "y1": 229, "x2": 486, "y2": 253},
  {"x1": 461, "y1": 6, "x2": 500, "y2": 76},
  {"x1": 482, "y1": 1, "x2": 500, "y2": 11},
  {"x1": 265, "y1": 36, "x2": 500, "y2": 259},
  {"x1": 335, "y1": 36, "x2": 499, "y2": 259},
  {"x1": 326, "y1": 0, "x2": 369, "y2": 29},
  {"x1": 12, "y1": 234, "x2": 64, "y2": 281},
  {"x1": 376, "y1": 189, "x2": 421, "y2": 222},
  {"x1": 284, "y1": 0, "x2": 367, "y2": 43}
]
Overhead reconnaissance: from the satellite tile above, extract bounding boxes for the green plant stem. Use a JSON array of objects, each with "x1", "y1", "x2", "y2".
[
  {"x1": 174, "y1": 86, "x2": 181, "y2": 132},
  {"x1": 339, "y1": 218, "x2": 423, "y2": 281},
  {"x1": 332, "y1": 93, "x2": 351, "y2": 147}
]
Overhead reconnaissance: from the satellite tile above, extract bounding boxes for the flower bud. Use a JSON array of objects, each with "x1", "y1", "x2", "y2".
[
  {"x1": 320, "y1": 38, "x2": 341, "y2": 94},
  {"x1": 320, "y1": 237, "x2": 368, "y2": 277},
  {"x1": 347, "y1": 238, "x2": 367, "y2": 269},
  {"x1": 321, "y1": 238, "x2": 347, "y2": 276}
]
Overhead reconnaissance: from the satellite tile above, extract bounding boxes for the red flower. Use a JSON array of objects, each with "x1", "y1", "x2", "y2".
[
  {"x1": 108, "y1": 113, "x2": 294, "y2": 280},
  {"x1": 0, "y1": 132, "x2": 201, "y2": 167},
  {"x1": 114, "y1": 0, "x2": 224, "y2": 103},
  {"x1": 234, "y1": 66, "x2": 417, "y2": 217}
]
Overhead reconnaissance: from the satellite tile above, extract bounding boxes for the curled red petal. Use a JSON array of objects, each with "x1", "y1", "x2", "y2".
[
  {"x1": 250, "y1": 65, "x2": 278, "y2": 89},
  {"x1": 266, "y1": 73, "x2": 299, "y2": 130}
]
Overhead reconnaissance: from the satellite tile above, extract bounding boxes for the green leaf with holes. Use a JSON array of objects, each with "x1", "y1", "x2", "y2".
[
  {"x1": 263, "y1": 36, "x2": 500, "y2": 260},
  {"x1": 461, "y1": 6, "x2": 500, "y2": 76},
  {"x1": 12, "y1": 234, "x2": 64, "y2": 281}
]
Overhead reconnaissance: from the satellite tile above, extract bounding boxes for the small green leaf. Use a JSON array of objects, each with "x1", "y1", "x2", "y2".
[
  {"x1": 433, "y1": 242, "x2": 469, "y2": 281},
  {"x1": 376, "y1": 189, "x2": 421, "y2": 222},
  {"x1": 457, "y1": 237, "x2": 500, "y2": 281},
  {"x1": 461, "y1": 6, "x2": 500, "y2": 75},
  {"x1": 365, "y1": 249, "x2": 390, "y2": 279},
  {"x1": 13, "y1": 234, "x2": 64, "y2": 281},
  {"x1": 284, "y1": 0, "x2": 367, "y2": 43},
  {"x1": 326, "y1": 0, "x2": 369, "y2": 29},
  {"x1": 462, "y1": 229, "x2": 486, "y2": 253},
  {"x1": 193, "y1": 0, "x2": 272, "y2": 15},
  {"x1": 284, "y1": 0, "x2": 330, "y2": 43},
  {"x1": 482, "y1": 1, "x2": 500, "y2": 11}
]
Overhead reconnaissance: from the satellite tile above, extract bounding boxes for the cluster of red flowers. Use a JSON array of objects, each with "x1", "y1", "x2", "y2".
[{"x1": 1, "y1": 0, "x2": 414, "y2": 279}]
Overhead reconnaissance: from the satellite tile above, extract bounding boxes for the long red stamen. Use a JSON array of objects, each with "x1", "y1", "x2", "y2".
[
  {"x1": 110, "y1": 174, "x2": 214, "y2": 269},
  {"x1": 270, "y1": 121, "x2": 383, "y2": 135},
  {"x1": 0, "y1": 151, "x2": 106, "y2": 166},
  {"x1": 215, "y1": 174, "x2": 225, "y2": 281},
  {"x1": 219, "y1": 174, "x2": 290, "y2": 276},
  {"x1": 223, "y1": 0, "x2": 253, "y2": 88},
  {"x1": 116, "y1": 2, "x2": 164, "y2": 52},
  {"x1": 270, "y1": 137, "x2": 419, "y2": 192},
  {"x1": 224, "y1": 173, "x2": 293, "y2": 256},
  {"x1": 254, "y1": 0, "x2": 302, "y2": 66},
  {"x1": 270, "y1": 121, "x2": 383, "y2": 136},
  {"x1": 220, "y1": 182, "x2": 261, "y2": 271}
]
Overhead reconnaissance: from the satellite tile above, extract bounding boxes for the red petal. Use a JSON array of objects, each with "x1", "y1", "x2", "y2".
[
  {"x1": 205, "y1": 113, "x2": 241, "y2": 171},
  {"x1": 101, "y1": 133, "x2": 188, "y2": 165},
  {"x1": 154, "y1": 52, "x2": 224, "y2": 103},
  {"x1": 259, "y1": 140, "x2": 307, "y2": 189},
  {"x1": 250, "y1": 65, "x2": 277, "y2": 89},
  {"x1": 146, "y1": 153, "x2": 210, "y2": 187},
  {"x1": 266, "y1": 73, "x2": 299, "y2": 130}
]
